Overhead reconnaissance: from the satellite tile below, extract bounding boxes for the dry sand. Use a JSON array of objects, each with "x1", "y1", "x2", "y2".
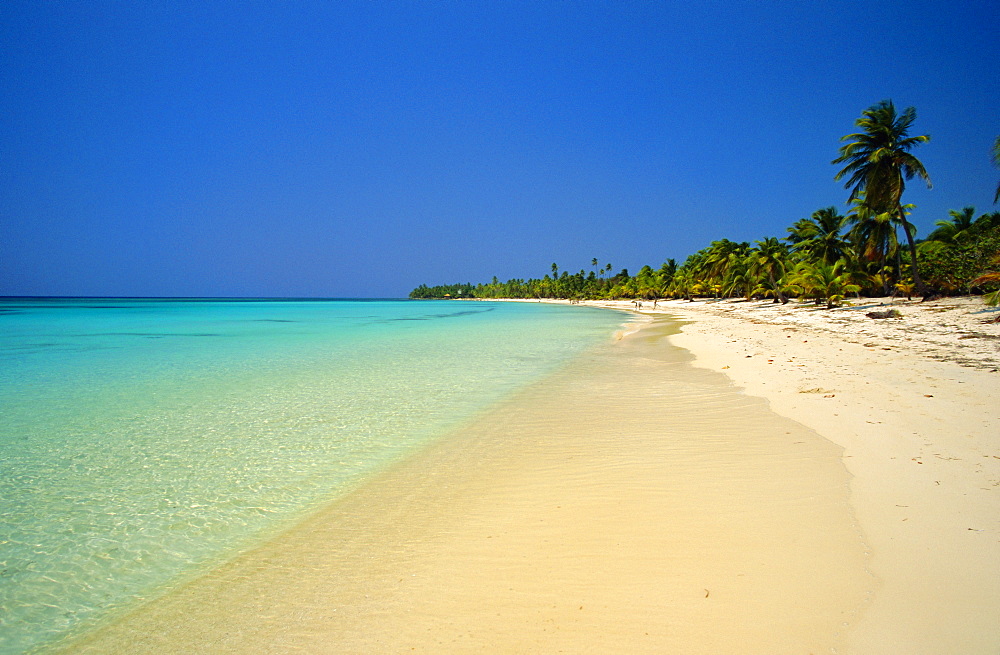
[
  {"x1": 565, "y1": 296, "x2": 1000, "y2": 653},
  {"x1": 65, "y1": 318, "x2": 873, "y2": 654}
]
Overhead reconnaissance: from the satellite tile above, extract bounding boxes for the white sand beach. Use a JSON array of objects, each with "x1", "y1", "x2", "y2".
[{"x1": 571, "y1": 296, "x2": 1000, "y2": 653}]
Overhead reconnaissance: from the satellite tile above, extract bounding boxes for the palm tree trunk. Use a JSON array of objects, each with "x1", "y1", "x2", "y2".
[
  {"x1": 879, "y1": 252, "x2": 889, "y2": 296},
  {"x1": 768, "y1": 272, "x2": 787, "y2": 304},
  {"x1": 893, "y1": 246, "x2": 902, "y2": 286},
  {"x1": 897, "y1": 205, "x2": 928, "y2": 297}
]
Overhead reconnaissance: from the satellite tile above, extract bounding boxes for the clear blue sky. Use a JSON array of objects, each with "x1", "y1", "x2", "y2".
[{"x1": 2, "y1": 1, "x2": 997, "y2": 297}]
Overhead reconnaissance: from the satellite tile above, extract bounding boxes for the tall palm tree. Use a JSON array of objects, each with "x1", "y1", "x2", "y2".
[{"x1": 833, "y1": 100, "x2": 931, "y2": 295}]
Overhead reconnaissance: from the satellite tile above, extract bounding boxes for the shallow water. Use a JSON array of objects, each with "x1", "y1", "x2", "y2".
[
  {"x1": 0, "y1": 298, "x2": 625, "y2": 653},
  {"x1": 65, "y1": 317, "x2": 871, "y2": 654}
]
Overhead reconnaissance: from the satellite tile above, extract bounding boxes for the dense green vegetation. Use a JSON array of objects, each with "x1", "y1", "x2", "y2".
[{"x1": 411, "y1": 101, "x2": 1000, "y2": 307}]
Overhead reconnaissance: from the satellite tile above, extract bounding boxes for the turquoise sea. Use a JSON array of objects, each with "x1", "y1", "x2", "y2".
[{"x1": 0, "y1": 298, "x2": 626, "y2": 653}]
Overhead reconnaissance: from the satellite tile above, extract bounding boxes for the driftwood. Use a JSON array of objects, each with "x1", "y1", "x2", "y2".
[{"x1": 866, "y1": 308, "x2": 903, "y2": 319}]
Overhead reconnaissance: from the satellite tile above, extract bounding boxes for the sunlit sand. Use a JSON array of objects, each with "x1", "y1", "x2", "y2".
[{"x1": 67, "y1": 319, "x2": 870, "y2": 653}]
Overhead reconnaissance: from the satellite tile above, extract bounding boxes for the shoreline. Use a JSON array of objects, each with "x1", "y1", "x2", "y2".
[
  {"x1": 534, "y1": 296, "x2": 1000, "y2": 653},
  {"x1": 65, "y1": 316, "x2": 871, "y2": 653}
]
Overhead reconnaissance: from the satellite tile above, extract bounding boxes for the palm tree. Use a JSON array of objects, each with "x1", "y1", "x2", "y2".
[
  {"x1": 723, "y1": 253, "x2": 758, "y2": 300},
  {"x1": 785, "y1": 218, "x2": 814, "y2": 247},
  {"x1": 658, "y1": 258, "x2": 678, "y2": 282},
  {"x1": 927, "y1": 206, "x2": 976, "y2": 244},
  {"x1": 786, "y1": 206, "x2": 849, "y2": 264},
  {"x1": 699, "y1": 239, "x2": 750, "y2": 294},
  {"x1": 670, "y1": 268, "x2": 696, "y2": 301},
  {"x1": 749, "y1": 237, "x2": 791, "y2": 303},
  {"x1": 833, "y1": 100, "x2": 931, "y2": 295},
  {"x1": 790, "y1": 260, "x2": 861, "y2": 309},
  {"x1": 845, "y1": 199, "x2": 898, "y2": 290}
]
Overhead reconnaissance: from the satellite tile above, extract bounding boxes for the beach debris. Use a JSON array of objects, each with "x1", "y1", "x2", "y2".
[
  {"x1": 866, "y1": 309, "x2": 903, "y2": 319},
  {"x1": 924, "y1": 394, "x2": 934, "y2": 397},
  {"x1": 704, "y1": 589, "x2": 710, "y2": 598}
]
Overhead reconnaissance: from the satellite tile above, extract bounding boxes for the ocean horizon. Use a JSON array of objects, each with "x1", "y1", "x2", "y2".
[{"x1": 0, "y1": 297, "x2": 627, "y2": 653}]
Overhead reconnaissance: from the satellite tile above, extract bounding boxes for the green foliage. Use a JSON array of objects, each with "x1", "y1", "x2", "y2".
[
  {"x1": 833, "y1": 99, "x2": 931, "y2": 293},
  {"x1": 787, "y1": 207, "x2": 849, "y2": 265},
  {"x1": 409, "y1": 283, "x2": 476, "y2": 299},
  {"x1": 927, "y1": 206, "x2": 976, "y2": 245},
  {"x1": 788, "y1": 260, "x2": 861, "y2": 308},
  {"x1": 833, "y1": 100, "x2": 931, "y2": 213},
  {"x1": 917, "y1": 225, "x2": 1000, "y2": 295},
  {"x1": 408, "y1": 104, "x2": 997, "y2": 308}
]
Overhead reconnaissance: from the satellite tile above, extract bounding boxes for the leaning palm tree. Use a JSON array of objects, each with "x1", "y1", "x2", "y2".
[{"x1": 833, "y1": 100, "x2": 931, "y2": 295}]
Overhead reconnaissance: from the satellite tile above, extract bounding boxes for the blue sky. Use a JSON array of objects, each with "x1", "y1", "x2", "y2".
[{"x1": 2, "y1": 1, "x2": 997, "y2": 297}]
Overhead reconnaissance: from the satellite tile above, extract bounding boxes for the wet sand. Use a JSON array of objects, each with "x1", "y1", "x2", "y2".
[{"x1": 66, "y1": 318, "x2": 870, "y2": 653}]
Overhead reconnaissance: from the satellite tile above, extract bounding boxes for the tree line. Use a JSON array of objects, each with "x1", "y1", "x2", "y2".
[{"x1": 411, "y1": 101, "x2": 1000, "y2": 307}]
